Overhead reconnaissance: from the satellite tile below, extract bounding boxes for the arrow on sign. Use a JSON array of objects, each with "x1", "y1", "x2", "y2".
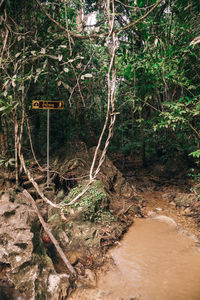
[{"x1": 32, "y1": 100, "x2": 64, "y2": 109}]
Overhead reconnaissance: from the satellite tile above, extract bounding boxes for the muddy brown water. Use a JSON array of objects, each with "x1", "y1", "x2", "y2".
[{"x1": 69, "y1": 217, "x2": 200, "y2": 300}]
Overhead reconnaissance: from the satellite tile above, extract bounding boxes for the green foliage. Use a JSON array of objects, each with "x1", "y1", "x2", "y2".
[
  {"x1": 62, "y1": 180, "x2": 114, "y2": 223},
  {"x1": 0, "y1": 0, "x2": 199, "y2": 169},
  {"x1": 0, "y1": 96, "x2": 18, "y2": 115},
  {"x1": 110, "y1": 0, "x2": 200, "y2": 163},
  {"x1": 188, "y1": 168, "x2": 200, "y2": 200},
  {"x1": 0, "y1": 156, "x2": 15, "y2": 168},
  {"x1": 189, "y1": 150, "x2": 200, "y2": 159}
]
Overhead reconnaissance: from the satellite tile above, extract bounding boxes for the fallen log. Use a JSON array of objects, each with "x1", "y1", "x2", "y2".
[{"x1": 23, "y1": 189, "x2": 76, "y2": 277}]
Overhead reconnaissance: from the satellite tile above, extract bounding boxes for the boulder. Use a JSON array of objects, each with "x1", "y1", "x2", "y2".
[
  {"x1": 174, "y1": 193, "x2": 197, "y2": 208},
  {"x1": 47, "y1": 274, "x2": 70, "y2": 300},
  {"x1": 0, "y1": 190, "x2": 70, "y2": 300},
  {"x1": 0, "y1": 191, "x2": 37, "y2": 299}
]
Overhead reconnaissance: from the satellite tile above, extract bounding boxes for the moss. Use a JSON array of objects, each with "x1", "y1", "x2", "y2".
[
  {"x1": 36, "y1": 291, "x2": 46, "y2": 300},
  {"x1": 61, "y1": 180, "x2": 114, "y2": 223}
]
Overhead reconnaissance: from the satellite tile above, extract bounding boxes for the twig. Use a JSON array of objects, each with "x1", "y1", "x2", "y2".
[
  {"x1": 23, "y1": 189, "x2": 76, "y2": 277},
  {"x1": 18, "y1": 148, "x2": 58, "y2": 208},
  {"x1": 117, "y1": 0, "x2": 162, "y2": 33},
  {"x1": 115, "y1": 0, "x2": 156, "y2": 10},
  {"x1": 187, "y1": 120, "x2": 200, "y2": 138},
  {"x1": 67, "y1": 45, "x2": 98, "y2": 107},
  {"x1": 34, "y1": 0, "x2": 162, "y2": 39}
]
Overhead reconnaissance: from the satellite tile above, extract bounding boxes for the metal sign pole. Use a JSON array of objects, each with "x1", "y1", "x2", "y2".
[
  {"x1": 32, "y1": 100, "x2": 64, "y2": 188},
  {"x1": 47, "y1": 109, "x2": 50, "y2": 188}
]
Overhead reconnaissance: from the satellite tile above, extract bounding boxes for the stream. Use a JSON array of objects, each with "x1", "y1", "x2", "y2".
[{"x1": 69, "y1": 216, "x2": 200, "y2": 300}]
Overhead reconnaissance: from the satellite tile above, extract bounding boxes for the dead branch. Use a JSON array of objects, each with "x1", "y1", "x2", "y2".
[
  {"x1": 23, "y1": 189, "x2": 76, "y2": 277},
  {"x1": 117, "y1": 0, "x2": 162, "y2": 33},
  {"x1": 18, "y1": 147, "x2": 58, "y2": 208},
  {"x1": 115, "y1": 0, "x2": 156, "y2": 10}
]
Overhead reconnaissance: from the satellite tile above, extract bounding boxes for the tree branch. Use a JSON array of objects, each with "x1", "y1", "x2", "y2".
[
  {"x1": 34, "y1": 0, "x2": 162, "y2": 39},
  {"x1": 23, "y1": 189, "x2": 76, "y2": 277},
  {"x1": 117, "y1": 0, "x2": 163, "y2": 33}
]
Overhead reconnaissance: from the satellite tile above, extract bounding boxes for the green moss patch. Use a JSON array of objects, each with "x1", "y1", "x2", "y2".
[{"x1": 61, "y1": 180, "x2": 115, "y2": 224}]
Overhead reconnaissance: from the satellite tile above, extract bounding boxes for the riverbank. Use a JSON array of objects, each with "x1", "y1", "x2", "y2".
[
  {"x1": 68, "y1": 178, "x2": 200, "y2": 300},
  {"x1": 0, "y1": 145, "x2": 199, "y2": 299}
]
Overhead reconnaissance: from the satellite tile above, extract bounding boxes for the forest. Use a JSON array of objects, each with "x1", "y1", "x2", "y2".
[{"x1": 0, "y1": 0, "x2": 200, "y2": 299}]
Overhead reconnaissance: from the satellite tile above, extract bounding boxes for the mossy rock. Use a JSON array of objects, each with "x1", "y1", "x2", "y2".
[{"x1": 61, "y1": 180, "x2": 112, "y2": 223}]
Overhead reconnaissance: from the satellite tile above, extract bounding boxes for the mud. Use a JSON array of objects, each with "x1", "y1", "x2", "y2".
[{"x1": 68, "y1": 208, "x2": 200, "y2": 300}]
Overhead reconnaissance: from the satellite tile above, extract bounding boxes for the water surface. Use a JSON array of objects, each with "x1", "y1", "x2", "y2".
[{"x1": 69, "y1": 218, "x2": 200, "y2": 300}]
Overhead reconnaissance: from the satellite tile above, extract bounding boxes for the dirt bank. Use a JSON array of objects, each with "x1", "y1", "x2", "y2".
[{"x1": 0, "y1": 146, "x2": 199, "y2": 299}]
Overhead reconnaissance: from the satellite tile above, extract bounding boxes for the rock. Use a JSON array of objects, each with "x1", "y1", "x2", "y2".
[
  {"x1": 58, "y1": 231, "x2": 69, "y2": 246},
  {"x1": 147, "y1": 211, "x2": 155, "y2": 217},
  {"x1": 47, "y1": 274, "x2": 70, "y2": 300},
  {"x1": 156, "y1": 207, "x2": 162, "y2": 212},
  {"x1": 66, "y1": 251, "x2": 80, "y2": 265},
  {"x1": 152, "y1": 215, "x2": 177, "y2": 228},
  {"x1": 184, "y1": 207, "x2": 191, "y2": 214},
  {"x1": 0, "y1": 196, "x2": 37, "y2": 299},
  {"x1": 77, "y1": 269, "x2": 97, "y2": 289},
  {"x1": 174, "y1": 193, "x2": 196, "y2": 208},
  {"x1": 57, "y1": 189, "x2": 65, "y2": 200},
  {"x1": 88, "y1": 147, "x2": 136, "y2": 198},
  {"x1": 0, "y1": 192, "x2": 57, "y2": 300},
  {"x1": 162, "y1": 192, "x2": 175, "y2": 202},
  {"x1": 0, "y1": 192, "x2": 10, "y2": 202},
  {"x1": 23, "y1": 175, "x2": 46, "y2": 189}
]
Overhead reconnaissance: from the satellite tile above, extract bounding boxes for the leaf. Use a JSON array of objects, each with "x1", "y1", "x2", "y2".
[
  {"x1": 15, "y1": 53, "x2": 21, "y2": 58},
  {"x1": 154, "y1": 38, "x2": 158, "y2": 47},
  {"x1": 8, "y1": 158, "x2": 15, "y2": 166},
  {"x1": 43, "y1": 59, "x2": 48, "y2": 70},
  {"x1": 58, "y1": 54, "x2": 63, "y2": 61},
  {"x1": 189, "y1": 150, "x2": 200, "y2": 158},
  {"x1": 0, "y1": 106, "x2": 7, "y2": 112},
  {"x1": 3, "y1": 80, "x2": 9, "y2": 87},
  {"x1": 62, "y1": 82, "x2": 72, "y2": 92},
  {"x1": 11, "y1": 81, "x2": 16, "y2": 88},
  {"x1": 48, "y1": 215, "x2": 57, "y2": 221},
  {"x1": 40, "y1": 48, "x2": 46, "y2": 54},
  {"x1": 81, "y1": 73, "x2": 93, "y2": 80},
  {"x1": 188, "y1": 85, "x2": 196, "y2": 90},
  {"x1": 63, "y1": 67, "x2": 69, "y2": 73},
  {"x1": 190, "y1": 36, "x2": 200, "y2": 46}
]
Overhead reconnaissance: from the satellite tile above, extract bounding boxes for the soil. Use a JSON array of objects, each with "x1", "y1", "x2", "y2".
[
  {"x1": 67, "y1": 162, "x2": 200, "y2": 299},
  {"x1": 126, "y1": 171, "x2": 200, "y2": 240},
  {"x1": 0, "y1": 148, "x2": 199, "y2": 299}
]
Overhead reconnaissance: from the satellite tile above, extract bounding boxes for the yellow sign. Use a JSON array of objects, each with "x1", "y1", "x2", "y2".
[{"x1": 32, "y1": 100, "x2": 64, "y2": 110}]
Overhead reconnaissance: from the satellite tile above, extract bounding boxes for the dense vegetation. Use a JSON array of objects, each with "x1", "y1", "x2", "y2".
[{"x1": 0, "y1": 0, "x2": 199, "y2": 174}]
